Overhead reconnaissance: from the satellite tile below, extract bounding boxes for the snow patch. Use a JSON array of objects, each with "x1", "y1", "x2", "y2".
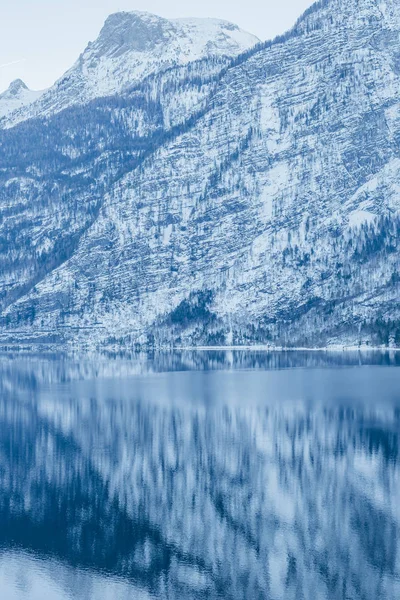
[{"x1": 348, "y1": 209, "x2": 376, "y2": 228}]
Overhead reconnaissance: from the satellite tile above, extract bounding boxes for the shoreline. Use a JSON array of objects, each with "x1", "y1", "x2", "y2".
[
  {"x1": 0, "y1": 344, "x2": 399, "y2": 355},
  {"x1": 172, "y1": 345, "x2": 400, "y2": 352}
]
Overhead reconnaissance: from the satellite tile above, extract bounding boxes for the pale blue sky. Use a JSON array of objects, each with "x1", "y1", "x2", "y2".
[{"x1": 0, "y1": 0, "x2": 314, "y2": 93}]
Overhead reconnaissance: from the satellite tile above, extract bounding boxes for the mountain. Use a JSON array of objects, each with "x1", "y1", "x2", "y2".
[
  {"x1": 0, "y1": 79, "x2": 45, "y2": 119},
  {"x1": 1, "y1": 12, "x2": 259, "y2": 127},
  {"x1": 0, "y1": 0, "x2": 400, "y2": 349}
]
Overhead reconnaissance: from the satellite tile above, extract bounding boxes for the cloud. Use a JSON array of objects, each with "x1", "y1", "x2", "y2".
[{"x1": 0, "y1": 59, "x2": 26, "y2": 70}]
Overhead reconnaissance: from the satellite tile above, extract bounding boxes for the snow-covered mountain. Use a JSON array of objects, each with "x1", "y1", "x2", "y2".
[
  {"x1": 0, "y1": 79, "x2": 45, "y2": 119},
  {"x1": 71, "y1": 12, "x2": 260, "y2": 97},
  {"x1": 0, "y1": 0, "x2": 400, "y2": 349},
  {"x1": 2, "y1": 12, "x2": 259, "y2": 127}
]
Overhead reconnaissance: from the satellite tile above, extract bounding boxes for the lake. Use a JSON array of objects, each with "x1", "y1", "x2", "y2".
[{"x1": 0, "y1": 351, "x2": 399, "y2": 599}]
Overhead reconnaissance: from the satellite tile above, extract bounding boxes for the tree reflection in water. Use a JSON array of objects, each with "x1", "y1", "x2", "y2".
[{"x1": 0, "y1": 352, "x2": 399, "y2": 599}]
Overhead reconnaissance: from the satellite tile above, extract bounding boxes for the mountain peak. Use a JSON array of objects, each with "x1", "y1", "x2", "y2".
[
  {"x1": 1, "y1": 11, "x2": 259, "y2": 127},
  {"x1": 6, "y1": 79, "x2": 28, "y2": 95},
  {"x1": 0, "y1": 79, "x2": 45, "y2": 119},
  {"x1": 21, "y1": 11, "x2": 259, "y2": 118},
  {"x1": 95, "y1": 11, "x2": 173, "y2": 57},
  {"x1": 87, "y1": 10, "x2": 260, "y2": 61}
]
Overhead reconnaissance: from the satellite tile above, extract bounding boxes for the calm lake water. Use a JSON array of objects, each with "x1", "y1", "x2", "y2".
[{"x1": 0, "y1": 351, "x2": 400, "y2": 599}]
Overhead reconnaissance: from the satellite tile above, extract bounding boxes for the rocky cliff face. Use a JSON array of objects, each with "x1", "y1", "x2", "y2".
[{"x1": 1, "y1": 0, "x2": 400, "y2": 349}]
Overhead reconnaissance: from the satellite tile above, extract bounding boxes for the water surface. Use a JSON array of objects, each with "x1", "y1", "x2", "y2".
[{"x1": 0, "y1": 351, "x2": 399, "y2": 599}]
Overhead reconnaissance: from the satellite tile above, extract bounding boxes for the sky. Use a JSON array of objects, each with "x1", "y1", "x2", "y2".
[{"x1": 0, "y1": 0, "x2": 315, "y2": 93}]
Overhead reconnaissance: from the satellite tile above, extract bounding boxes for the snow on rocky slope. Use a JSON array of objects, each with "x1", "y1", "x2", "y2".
[
  {"x1": 1, "y1": 12, "x2": 259, "y2": 127},
  {"x1": 1, "y1": 0, "x2": 400, "y2": 349},
  {"x1": 0, "y1": 79, "x2": 45, "y2": 119}
]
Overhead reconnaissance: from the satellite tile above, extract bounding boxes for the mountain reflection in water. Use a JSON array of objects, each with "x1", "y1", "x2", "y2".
[{"x1": 0, "y1": 351, "x2": 399, "y2": 599}]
